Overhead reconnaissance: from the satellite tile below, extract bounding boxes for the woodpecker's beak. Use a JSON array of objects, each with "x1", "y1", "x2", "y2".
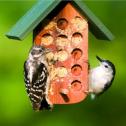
[
  {"x1": 96, "y1": 56, "x2": 103, "y2": 62},
  {"x1": 44, "y1": 48, "x2": 52, "y2": 54}
]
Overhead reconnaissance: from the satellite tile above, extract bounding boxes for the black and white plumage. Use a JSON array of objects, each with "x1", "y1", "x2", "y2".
[
  {"x1": 89, "y1": 56, "x2": 116, "y2": 99},
  {"x1": 24, "y1": 45, "x2": 53, "y2": 111}
]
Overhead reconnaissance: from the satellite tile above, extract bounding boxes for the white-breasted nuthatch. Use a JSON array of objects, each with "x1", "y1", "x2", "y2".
[
  {"x1": 24, "y1": 45, "x2": 53, "y2": 111},
  {"x1": 89, "y1": 56, "x2": 116, "y2": 99}
]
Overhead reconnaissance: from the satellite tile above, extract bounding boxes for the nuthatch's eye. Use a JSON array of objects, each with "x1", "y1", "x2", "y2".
[{"x1": 104, "y1": 65, "x2": 108, "y2": 68}]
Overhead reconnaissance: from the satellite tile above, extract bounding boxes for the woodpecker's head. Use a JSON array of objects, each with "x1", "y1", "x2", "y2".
[
  {"x1": 29, "y1": 45, "x2": 50, "y2": 59},
  {"x1": 96, "y1": 56, "x2": 115, "y2": 76}
]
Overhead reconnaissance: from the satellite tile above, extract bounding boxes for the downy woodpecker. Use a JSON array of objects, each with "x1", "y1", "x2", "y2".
[{"x1": 24, "y1": 45, "x2": 53, "y2": 111}]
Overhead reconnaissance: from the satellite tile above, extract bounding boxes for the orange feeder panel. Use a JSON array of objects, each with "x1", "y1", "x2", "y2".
[{"x1": 34, "y1": 3, "x2": 88, "y2": 104}]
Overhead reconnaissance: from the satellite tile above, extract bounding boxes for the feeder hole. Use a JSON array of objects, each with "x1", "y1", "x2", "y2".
[
  {"x1": 71, "y1": 32, "x2": 83, "y2": 46},
  {"x1": 71, "y1": 48, "x2": 82, "y2": 60},
  {"x1": 57, "y1": 18, "x2": 68, "y2": 30},
  {"x1": 71, "y1": 16, "x2": 87, "y2": 31},
  {"x1": 71, "y1": 64, "x2": 82, "y2": 76},
  {"x1": 75, "y1": 16, "x2": 82, "y2": 20},
  {"x1": 41, "y1": 33, "x2": 53, "y2": 46},
  {"x1": 58, "y1": 34, "x2": 68, "y2": 38},
  {"x1": 73, "y1": 32, "x2": 83, "y2": 38},
  {"x1": 71, "y1": 80, "x2": 82, "y2": 91},
  {"x1": 56, "y1": 35, "x2": 69, "y2": 48}
]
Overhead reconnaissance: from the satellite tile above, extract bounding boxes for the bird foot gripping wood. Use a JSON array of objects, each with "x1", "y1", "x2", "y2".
[{"x1": 84, "y1": 89, "x2": 94, "y2": 94}]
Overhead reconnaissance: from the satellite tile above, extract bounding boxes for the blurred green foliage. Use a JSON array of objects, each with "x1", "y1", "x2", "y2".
[{"x1": 0, "y1": 0, "x2": 126, "y2": 126}]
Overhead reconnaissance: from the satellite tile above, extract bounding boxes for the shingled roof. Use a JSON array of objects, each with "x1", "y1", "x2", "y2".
[{"x1": 6, "y1": 0, "x2": 114, "y2": 41}]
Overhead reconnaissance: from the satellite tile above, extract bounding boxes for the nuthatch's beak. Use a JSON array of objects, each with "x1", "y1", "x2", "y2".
[{"x1": 96, "y1": 56, "x2": 103, "y2": 62}]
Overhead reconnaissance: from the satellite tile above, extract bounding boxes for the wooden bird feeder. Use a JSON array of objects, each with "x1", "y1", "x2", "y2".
[{"x1": 6, "y1": 0, "x2": 114, "y2": 105}]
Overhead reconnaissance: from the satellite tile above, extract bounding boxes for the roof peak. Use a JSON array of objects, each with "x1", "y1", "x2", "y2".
[{"x1": 6, "y1": 0, "x2": 114, "y2": 41}]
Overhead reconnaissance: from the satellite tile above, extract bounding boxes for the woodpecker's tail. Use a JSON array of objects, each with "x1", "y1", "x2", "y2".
[
  {"x1": 32, "y1": 103, "x2": 41, "y2": 111},
  {"x1": 40, "y1": 98, "x2": 53, "y2": 110},
  {"x1": 32, "y1": 99, "x2": 53, "y2": 111}
]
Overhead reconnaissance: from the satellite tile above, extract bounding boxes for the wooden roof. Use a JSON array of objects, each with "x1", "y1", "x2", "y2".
[{"x1": 6, "y1": 0, "x2": 114, "y2": 41}]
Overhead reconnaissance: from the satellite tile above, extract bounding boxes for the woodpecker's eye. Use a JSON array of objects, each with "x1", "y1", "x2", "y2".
[
  {"x1": 104, "y1": 65, "x2": 108, "y2": 68},
  {"x1": 39, "y1": 50, "x2": 42, "y2": 52}
]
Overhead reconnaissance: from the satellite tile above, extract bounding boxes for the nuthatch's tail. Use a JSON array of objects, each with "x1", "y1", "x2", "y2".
[{"x1": 90, "y1": 93, "x2": 96, "y2": 100}]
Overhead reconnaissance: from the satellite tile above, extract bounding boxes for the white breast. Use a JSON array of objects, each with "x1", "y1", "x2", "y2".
[
  {"x1": 27, "y1": 61, "x2": 35, "y2": 83},
  {"x1": 29, "y1": 66, "x2": 34, "y2": 83},
  {"x1": 89, "y1": 66, "x2": 113, "y2": 93}
]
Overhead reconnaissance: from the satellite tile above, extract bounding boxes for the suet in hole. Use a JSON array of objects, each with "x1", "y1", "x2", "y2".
[
  {"x1": 71, "y1": 16, "x2": 87, "y2": 31},
  {"x1": 71, "y1": 80, "x2": 82, "y2": 91},
  {"x1": 57, "y1": 67, "x2": 68, "y2": 77},
  {"x1": 71, "y1": 64, "x2": 82, "y2": 76},
  {"x1": 44, "y1": 21, "x2": 56, "y2": 30},
  {"x1": 57, "y1": 18, "x2": 68, "y2": 30},
  {"x1": 74, "y1": 16, "x2": 87, "y2": 22},
  {"x1": 56, "y1": 35, "x2": 69, "y2": 48},
  {"x1": 71, "y1": 32, "x2": 83, "y2": 46},
  {"x1": 71, "y1": 48, "x2": 82, "y2": 60},
  {"x1": 56, "y1": 50, "x2": 68, "y2": 61},
  {"x1": 41, "y1": 33, "x2": 53, "y2": 46}
]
